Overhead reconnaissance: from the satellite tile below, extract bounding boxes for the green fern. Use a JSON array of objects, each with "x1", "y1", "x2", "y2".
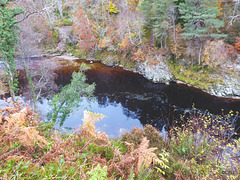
[
  {"x1": 87, "y1": 164, "x2": 108, "y2": 180},
  {"x1": 155, "y1": 150, "x2": 169, "y2": 175}
]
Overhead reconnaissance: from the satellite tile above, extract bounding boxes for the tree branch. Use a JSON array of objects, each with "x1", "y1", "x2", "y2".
[{"x1": 16, "y1": 11, "x2": 43, "y2": 24}]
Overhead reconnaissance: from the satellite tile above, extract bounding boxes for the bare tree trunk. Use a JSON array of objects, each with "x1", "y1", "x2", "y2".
[
  {"x1": 138, "y1": 23, "x2": 142, "y2": 45},
  {"x1": 172, "y1": 18, "x2": 177, "y2": 58},
  {"x1": 165, "y1": 37, "x2": 167, "y2": 49},
  {"x1": 84, "y1": 14, "x2": 98, "y2": 50},
  {"x1": 125, "y1": 0, "x2": 141, "y2": 47},
  {"x1": 23, "y1": 60, "x2": 37, "y2": 110},
  {"x1": 2, "y1": 61, "x2": 16, "y2": 102},
  {"x1": 228, "y1": 0, "x2": 240, "y2": 27},
  {"x1": 198, "y1": 44, "x2": 203, "y2": 65},
  {"x1": 58, "y1": 0, "x2": 63, "y2": 19}
]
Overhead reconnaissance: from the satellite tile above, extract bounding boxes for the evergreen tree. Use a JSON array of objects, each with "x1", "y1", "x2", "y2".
[
  {"x1": 179, "y1": 0, "x2": 224, "y2": 39},
  {"x1": 139, "y1": 0, "x2": 154, "y2": 27},
  {"x1": 140, "y1": 0, "x2": 176, "y2": 48},
  {"x1": 0, "y1": 0, "x2": 22, "y2": 99},
  {"x1": 178, "y1": 0, "x2": 225, "y2": 64}
]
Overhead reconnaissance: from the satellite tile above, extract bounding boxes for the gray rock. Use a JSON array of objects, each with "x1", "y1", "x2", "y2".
[
  {"x1": 136, "y1": 57, "x2": 240, "y2": 98},
  {"x1": 56, "y1": 26, "x2": 75, "y2": 52},
  {"x1": 137, "y1": 58, "x2": 174, "y2": 83},
  {"x1": 209, "y1": 75, "x2": 240, "y2": 98}
]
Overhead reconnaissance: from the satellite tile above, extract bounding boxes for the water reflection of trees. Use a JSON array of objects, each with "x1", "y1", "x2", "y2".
[
  {"x1": 52, "y1": 60, "x2": 240, "y2": 134},
  {"x1": 86, "y1": 66, "x2": 240, "y2": 133},
  {"x1": 16, "y1": 59, "x2": 240, "y2": 134},
  {"x1": 96, "y1": 92, "x2": 181, "y2": 131},
  {"x1": 18, "y1": 60, "x2": 59, "y2": 100}
]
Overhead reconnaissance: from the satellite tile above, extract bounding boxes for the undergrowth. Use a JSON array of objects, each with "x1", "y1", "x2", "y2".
[
  {"x1": 93, "y1": 50, "x2": 137, "y2": 70},
  {"x1": 0, "y1": 100, "x2": 239, "y2": 179},
  {"x1": 169, "y1": 62, "x2": 223, "y2": 91}
]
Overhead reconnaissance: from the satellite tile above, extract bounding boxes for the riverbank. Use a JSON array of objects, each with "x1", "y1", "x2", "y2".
[
  {"x1": 46, "y1": 23, "x2": 240, "y2": 99},
  {"x1": 49, "y1": 53, "x2": 240, "y2": 100},
  {"x1": 1, "y1": 52, "x2": 240, "y2": 105}
]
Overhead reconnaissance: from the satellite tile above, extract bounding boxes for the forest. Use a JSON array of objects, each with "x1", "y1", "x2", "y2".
[
  {"x1": 2, "y1": 0, "x2": 240, "y2": 65},
  {"x1": 0, "y1": 0, "x2": 240, "y2": 179},
  {"x1": 0, "y1": 0, "x2": 239, "y2": 95}
]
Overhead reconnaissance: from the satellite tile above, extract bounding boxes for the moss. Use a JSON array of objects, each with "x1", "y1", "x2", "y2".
[
  {"x1": 93, "y1": 50, "x2": 121, "y2": 65},
  {"x1": 65, "y1": 42, "x2": 88, "y2": 58},
  {"x1": 121, "y1": 60, "x2": 137, "y2": 70},
  {"x1": 55, "y1": 18, "x2": 73, "y2": 27},
  {"x1": 72, "y1": 49, "x2": 87, "y2": 58},
  {"x1": 52, "y1": 29, "x2": 59, "y2": 44},
  {"x1": 93, "y1": 50, "x2": 137, "y2": 70},
  {"x1": 93, "y1": 50, "x2": 104, "y2": 61},
  {"x1": 169, "y1": 62, "x2": 223, "y2": 91},
  {"x1": 62, "y1": 20, "x2": 73, "y2": 26},
  {"x1": 144, "y1": 27, "x2": 152, "y2": 41}
]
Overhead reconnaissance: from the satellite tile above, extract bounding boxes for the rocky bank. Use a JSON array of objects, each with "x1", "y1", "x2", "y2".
[
  {"x1": 54, "y1": 53, "x2": 240, "y2": 99},
  {"x1": 51, "y1": 25, "x2": 240, "y2": 99}
]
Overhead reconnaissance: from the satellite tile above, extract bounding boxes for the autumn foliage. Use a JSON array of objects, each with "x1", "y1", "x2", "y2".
[
  {"x1": 0, "y1": 100, "x2": 240, "y2": 179},
  {"x1": 235, "y1": 36, "x2": 240, "y2": 53},
  {"x1": 0, "y1": 103, "x2": 168, "y2": 179},
  {"x1": 72, "y1": 5, "x2": 98, "y2": 52},
  {"x1": 0, "y1": 99, "x2": 47, "y2": 161},
  {"x1": 127, "y1": 0, "x2": 142, "y2": 10}
]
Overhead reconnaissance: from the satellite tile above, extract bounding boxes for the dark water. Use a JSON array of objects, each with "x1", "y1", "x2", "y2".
[
  {"x1": 51, "y1": 58, "x2": 240, "y2": 136},
  {"x1": 12, "y1": 57, "x2": 240, "y2": 137}
]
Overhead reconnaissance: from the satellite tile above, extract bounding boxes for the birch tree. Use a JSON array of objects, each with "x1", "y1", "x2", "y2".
[{"x1": 228, "y1": 0, "x2": 240, "y2": 27}]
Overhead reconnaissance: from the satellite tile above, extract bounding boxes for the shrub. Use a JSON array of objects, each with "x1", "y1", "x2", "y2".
[
  {"x1": 167, "y1": 109, "x2": 239, "y2": 179},
  {"x1": 108, "y1": 1, "x2": 118, "y2": 14},
  {"x1": 224, "y1": 33, "x2": 236, "y2": 45}
]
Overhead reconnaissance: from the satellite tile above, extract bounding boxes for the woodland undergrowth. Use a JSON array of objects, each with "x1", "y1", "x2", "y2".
[{"x1": 0, "y1": 100, "x2": 239, "y2": 179}]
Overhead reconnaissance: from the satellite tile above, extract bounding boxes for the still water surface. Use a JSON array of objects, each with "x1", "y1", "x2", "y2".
[
  {"x1": 51, "y1": 58, "x2": 240, "y2": 137},
  {"x1": 3, "y1": 57, "x2": 240, "y2": 138}
]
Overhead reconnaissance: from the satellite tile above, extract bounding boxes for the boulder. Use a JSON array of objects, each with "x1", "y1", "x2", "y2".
[{"x1": 137, "y1": 59, "x2": 174, "y2": 83}]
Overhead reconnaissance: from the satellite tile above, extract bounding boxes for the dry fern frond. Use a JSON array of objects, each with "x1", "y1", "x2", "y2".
[
  {"x1": 113, "y1": 137, "x2": 164, "y2": 176},
  {"x1": 4, "y1": 108, "x2": 28, "y2": 130},
  {"x1": 41, "y1": 131, "x2": 78, "y2": 164},
  {"x1": 0, "y1": 146, "x2": 21, "y2": 161},
  {"x1": 0, "y1": 107, "x2": 48, "y2": 150},
  {"x1": 0, "y1": 113, "x2": 2, "y2": 124},
  {"x1": 133, "y1": 137, "x2": 164, "y2": 172},
  {"x1": 81, "y1": 110, "x2": 106, "y2": 138},
  {"x1": 96, "y1": 131, "x2": 109, "y2": 145},
  {"x1": 18, "y1": 127, "x2": 48, "y2": 147},
  {"x1": 115, "y1": 154, "x2": 135, "y2": 169},
  {"x1": 125, "y1": 141, "x2": 135, "y2": 153},
  {"x1": 0, "y1": 107, "x2": 17, "y2": 113},
  {"x1": 6, "y1": 155, "x2": 27, "y2": 161}
]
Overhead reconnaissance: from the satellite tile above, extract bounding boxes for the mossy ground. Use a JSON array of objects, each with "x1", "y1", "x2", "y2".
[
  {"x1": 93, "y1": 50, "x2": 137, "y2": 70},
  {"x1": 169, "y1": 61, "x2": 224, "y2": 91}
]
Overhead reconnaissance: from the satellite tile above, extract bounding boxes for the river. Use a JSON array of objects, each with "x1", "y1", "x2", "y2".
[{"x1": 2, "y1": 56, "x2": 240, "y2": 138}]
